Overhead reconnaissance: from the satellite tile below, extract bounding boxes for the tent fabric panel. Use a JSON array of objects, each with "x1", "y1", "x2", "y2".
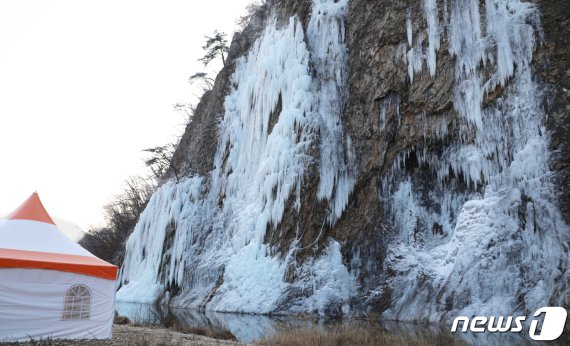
[
  {"x1": 0, "y1": 268, "x2": 115, "y2": 341},
  {"x1": 0, "y1": 248, "x2": 118, "y2": 281},
  {"x1": 0, "y1": 219, "x2": 94, "y2": 257}
]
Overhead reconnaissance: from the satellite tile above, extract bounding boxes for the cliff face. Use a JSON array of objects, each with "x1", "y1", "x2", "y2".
[
  {"x1": 536, "y1": 0, "x2": 570, "y2": 224},
  {"x1": 341, "y1": 0, "x2": 570, "y2": 321},
  {"x1": 117, "y1": 0, "x2": 570, "y2": 322}
]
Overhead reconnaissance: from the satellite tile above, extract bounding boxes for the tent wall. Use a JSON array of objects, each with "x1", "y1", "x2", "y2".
[{"x1": 0, "y1": 268, "x2": 115, "y2": 342}]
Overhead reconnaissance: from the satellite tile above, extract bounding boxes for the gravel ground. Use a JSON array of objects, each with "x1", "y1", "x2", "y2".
[{"x1": 1, "y1": 324, "x2": 248, "y2": 346}]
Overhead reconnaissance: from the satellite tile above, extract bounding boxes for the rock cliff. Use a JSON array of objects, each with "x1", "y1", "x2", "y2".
[{"x1": 117, "y1": 0, "x2": 569, "y2": 322}]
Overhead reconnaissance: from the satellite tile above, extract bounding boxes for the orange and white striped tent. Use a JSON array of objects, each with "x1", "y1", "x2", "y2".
[{"x1": 0, "y1": 192, "x2": 118, "y2": 341}]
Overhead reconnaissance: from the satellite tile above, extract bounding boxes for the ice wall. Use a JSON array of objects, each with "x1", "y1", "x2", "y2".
[
  {"x1": 385, "y1": 0, "x2": 569, "y2": 321},
  {"x1": 309, "y1": 0, "x2": 355, "y2": 224},
  {"x1": 117, "y1": 177, "x2": 204, "y2": 303},
  {"x1": 117, "y1": 0, "x2": 355, "y2": 315}
]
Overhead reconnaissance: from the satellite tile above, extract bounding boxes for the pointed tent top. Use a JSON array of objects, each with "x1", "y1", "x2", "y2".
[
  {"x1": 8, "y1": 192, "x2": 56, "y2": 225},
  {"x1": 0, "y1": 192, "x2": 118, "y2": 280}
]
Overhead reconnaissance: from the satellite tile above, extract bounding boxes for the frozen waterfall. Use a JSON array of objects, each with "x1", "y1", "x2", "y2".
[
  {"x1": 117, "y1": 0, "x2": 355, "y2": 315},
  {"x1": 117, "y1": 0, "x2": 568, "y2": 322},
  {"x1": 385, "y1": 0, "x2": 568, "y2": 321}
]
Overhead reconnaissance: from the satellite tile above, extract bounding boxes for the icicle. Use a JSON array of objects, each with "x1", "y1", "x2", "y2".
[
  {"x1": 309, "y1": 0, "x2": 355, "y2": 225},
  {"x1": 406, "y1": 7, "x2": 413, "y2": 46},
  {"x1": 423, "y1": 0, "x2": 440, "y2": 77}
]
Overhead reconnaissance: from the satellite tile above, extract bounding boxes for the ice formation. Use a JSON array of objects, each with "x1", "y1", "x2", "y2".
[
  {"x1": 117, "y1": 177, "x2": 204, "y2": 304},
  {"x1": 384, "y1": 0, "x2": 569, "y2": 321},
  {"x1": 309, "y1": 0, "x2": 355, "y2": 224},
  {"x1": 406, "y1": 0, "x2": 441, "y2": 81},
  {"x1": 118, "y1": 0, "x2": 355, "y2": 315},
  {"x1": 118, "y1": 0, "x2": 568, "y2": 322}
]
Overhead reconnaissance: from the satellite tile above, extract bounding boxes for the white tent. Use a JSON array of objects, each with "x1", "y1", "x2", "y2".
[{"x1": 0, "y1": 192, "x2": 117, "y2": 342}]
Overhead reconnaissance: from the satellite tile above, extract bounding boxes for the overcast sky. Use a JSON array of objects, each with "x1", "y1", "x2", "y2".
[{"x1": 0, "y1": 0, "x2": 251, "y2": 231}]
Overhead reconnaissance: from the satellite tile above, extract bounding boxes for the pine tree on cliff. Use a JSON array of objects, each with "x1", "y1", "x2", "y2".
[
  {"x1": 198, "y1": 30, "x2": 228, "y2": 67},
  {"x1": 190, "y1": 30, "x2": 229, "y2": 93}
]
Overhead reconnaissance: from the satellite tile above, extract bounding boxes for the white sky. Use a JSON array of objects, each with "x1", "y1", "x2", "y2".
[{"x1": 0, "y1": 0, "x2": 251, "y2": 230}]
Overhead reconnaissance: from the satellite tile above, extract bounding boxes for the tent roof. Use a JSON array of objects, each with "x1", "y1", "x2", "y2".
[
  {"x1": 8, "y1": 192, "x2": 56, "y2": 225},
  {"x1": 0, "y1": 192, "x2": 117, "y2": 280}
]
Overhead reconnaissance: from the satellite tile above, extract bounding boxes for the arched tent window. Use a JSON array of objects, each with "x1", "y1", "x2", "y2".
[{"x1": 61, "y1": 284, "x2": 91, "y2": 320}]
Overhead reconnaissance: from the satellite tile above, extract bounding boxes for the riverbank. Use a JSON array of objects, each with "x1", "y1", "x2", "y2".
[
  {"x1": 2, "y1": 323, "x2": 471, "y2": 346},
  {"x1": 1, "y1": 324, "x2": 244, "y2": 346}
]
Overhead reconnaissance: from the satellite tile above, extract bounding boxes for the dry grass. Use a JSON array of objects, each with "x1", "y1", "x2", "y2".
[
  {"x1": 131, "y1": 332, "x2": 184, "y2": 346},
  {"x1": 257, "y1": 324, "x2": 465, "y2": 346}
]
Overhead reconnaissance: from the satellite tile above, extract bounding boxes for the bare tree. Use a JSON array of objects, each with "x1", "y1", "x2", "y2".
[
  {"x1": 173, "y1": 102, "x2": 196, "y2": 126},
  {"x1": 188, "y1": 72, "x2": 215, "y2": 93},
  {"x1": 198, "y1": 30, "x2": 229, "y2": 67},
  {"x1": 142, "y1": 143, "x2": 180, "y2": 182},
  {"x1": 236, "y1": 1, "x2": 267, "y2": 29},
  {"x1": 79, "y1": 176, "x2": 154, "y2": 265}
]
